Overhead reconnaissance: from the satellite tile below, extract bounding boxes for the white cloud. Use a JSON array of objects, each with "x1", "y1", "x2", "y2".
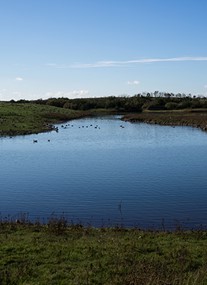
[
  {"x1": 71, "y1": 90, "x2": 89, "y2": 97},
  {"x1": 45, "y1": 90, "x2": 89, "y2": 99},
  {"x1": 15, "y1": 77, "x2": 23, "y2": 81},
  {"x1": 127, "y1": 80, "x2": 140, "y2": 85},
  {"x1": 127, "y1": 57, "x2": 207, "y2": 64},
  {"x1": 47, "y1": 56, "x2": 207, "y2": 69}
]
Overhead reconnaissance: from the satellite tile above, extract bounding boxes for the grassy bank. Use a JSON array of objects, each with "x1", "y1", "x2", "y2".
[
  {"x1": 0, "y1": 102, "x2": 90, "y2": 136},
  {"x1": 0, "y1": 102, "x2": 119, "y2": 136},
  {"x1": 123, "y1": 109, "x2": 207, "y2": 132},
  {"x1": 0, "y1": 221, "x2": 207, "y2": 284}
]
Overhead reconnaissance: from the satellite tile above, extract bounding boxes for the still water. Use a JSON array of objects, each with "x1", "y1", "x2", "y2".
[{"x1": 0, "y1": 116, "x2": 207, "y2": 229}]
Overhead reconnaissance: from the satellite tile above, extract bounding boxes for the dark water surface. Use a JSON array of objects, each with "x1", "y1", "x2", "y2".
[{"x1": 1, "y1": 116, "x2": 207, "y2": 229}]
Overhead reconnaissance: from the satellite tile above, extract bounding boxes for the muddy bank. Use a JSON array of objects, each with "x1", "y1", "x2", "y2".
[{"x1": 123, "y1": 110, "x2": 207, "y2": 132}]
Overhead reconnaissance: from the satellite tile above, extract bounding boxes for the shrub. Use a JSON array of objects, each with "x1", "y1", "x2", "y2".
[{"x1": 165, "y1": 102, "x2": 179, "y2": 110}]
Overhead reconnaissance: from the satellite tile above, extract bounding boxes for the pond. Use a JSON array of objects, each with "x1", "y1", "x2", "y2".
[{"x1": 1, "y1": 115, "x2": 207, "y2": 229}]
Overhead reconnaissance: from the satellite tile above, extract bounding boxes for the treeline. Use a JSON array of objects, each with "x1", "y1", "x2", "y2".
[{"x1": 11, "y1": 94, "x2": 207, "y2": 112}]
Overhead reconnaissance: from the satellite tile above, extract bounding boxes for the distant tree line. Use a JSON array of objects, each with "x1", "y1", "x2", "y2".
[{"x1": 11, "y1": 93, "x2": 207, "y2": 112}]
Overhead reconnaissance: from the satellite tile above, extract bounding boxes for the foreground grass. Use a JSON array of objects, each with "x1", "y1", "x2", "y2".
[
  {"x1": 0, "y1": 221, "x2": 207, "y2": 285},
  {"x1": 0, "y1": 102, "x2": 88, "y2": 136}
]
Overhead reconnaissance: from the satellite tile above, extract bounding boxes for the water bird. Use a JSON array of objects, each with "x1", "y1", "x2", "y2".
[{"x1": 33, "y1": 139, "x2": 38, "y2": 143}]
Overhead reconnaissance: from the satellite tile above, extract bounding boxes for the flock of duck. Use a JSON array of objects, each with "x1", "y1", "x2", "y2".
[
  {"x1": 33, "y1": 139, "x2": 50, "y2": 143},
  {"x1": 33, "y1": 122, "x2": 125, "y2": 143},
  {"x1": 60, "y1": 123, "x2": 101, "y2": 130}
]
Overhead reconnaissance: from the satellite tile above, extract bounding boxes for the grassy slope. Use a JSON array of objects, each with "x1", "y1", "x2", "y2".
[
  {"x1": 0, "y1": 102, "x2": 88, "y2": 136},
  {"x1": 0, "y1": 223, "x2": 207, "y2": 285}
]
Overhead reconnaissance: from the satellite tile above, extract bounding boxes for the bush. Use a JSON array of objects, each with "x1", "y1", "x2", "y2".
[
  {"x1": 165, "y1": 102, "x2": 179, "y2": 110},
  {"x1": 176, "y1": 101, "x2": 192, "y2": 109}
]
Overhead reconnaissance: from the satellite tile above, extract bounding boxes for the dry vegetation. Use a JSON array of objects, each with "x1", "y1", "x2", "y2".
[{"x1": 123, "y1": 109, "x2": 207, "y2": 132}]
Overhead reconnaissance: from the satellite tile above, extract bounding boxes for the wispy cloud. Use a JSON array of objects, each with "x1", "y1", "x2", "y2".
[
  {"x1": 46, "y1": 61, "x2": 117, "y2": 69},
  {"x1": 127, "y1": 80, "x2": 140, "y2": 85},
  {"x1": 127, "y1": 57, "x2": 207, "y2": 64},
  {"x1": 15, "y1": 77, "x2": 23, "y2": 81},
  {"x1": 46, "y1": 56, "x2": 207, "y2": 69}
]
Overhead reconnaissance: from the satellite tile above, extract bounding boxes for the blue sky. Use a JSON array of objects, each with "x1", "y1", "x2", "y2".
[{"x1": 1, "y1": 0, "x2": 207, "y2": 100}]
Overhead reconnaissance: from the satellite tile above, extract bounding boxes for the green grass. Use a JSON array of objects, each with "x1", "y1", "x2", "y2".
[
  {"x1": 0, "y1": 221, "x2": 207, "y2": 284},
  {"x1": 0, "y1": 102, "x2": 88, "y2": 136},
  {"x1": 0, "y1": 102, "x2": 119, "y2": 136}
]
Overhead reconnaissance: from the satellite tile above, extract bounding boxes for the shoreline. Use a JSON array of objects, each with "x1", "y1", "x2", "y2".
[
  {"x1": 1, "y1": 101, "x2": 207, "y2": 137},
  {"x1": 122, "y1": 109, "x2": 207, "y2": 132}
]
